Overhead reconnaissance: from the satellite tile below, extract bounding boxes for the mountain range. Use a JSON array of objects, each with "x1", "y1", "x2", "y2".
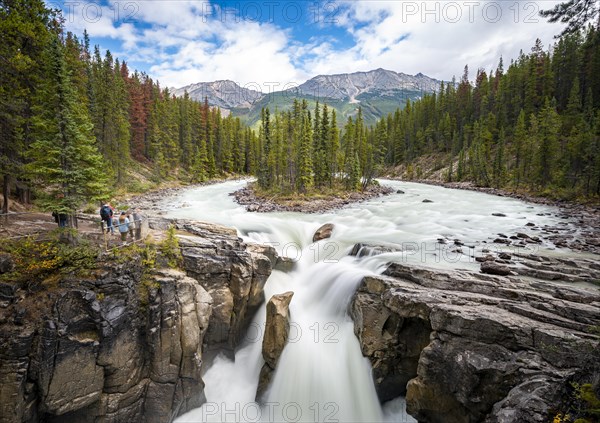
[{"x1": 171, "y1": 68, "x2": 445, "y2": 127}]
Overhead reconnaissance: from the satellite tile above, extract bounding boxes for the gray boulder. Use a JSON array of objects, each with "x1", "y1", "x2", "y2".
[
  {"x1": 313, "y1": 223, "x2": 334, "y2": 242},
  {"x1": 256, "y1": 292, "x2": 294, "y2": 401}
]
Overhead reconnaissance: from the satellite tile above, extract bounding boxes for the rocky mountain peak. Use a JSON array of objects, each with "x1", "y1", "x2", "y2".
[
  {"x1": 292, "y1": 68, "x2": 443, "y2": 101},
  {"x1": 171, "y1": 80, "x2": 263, "y2": 109},
  {"x1": 172, "y1": 68, "x2": 448, "y2": 126}
]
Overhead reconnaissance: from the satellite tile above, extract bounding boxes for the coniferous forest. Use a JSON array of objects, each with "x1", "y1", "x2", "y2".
[
  {"x1": 0, "y1": 0, "x2": 261, "y2": 218},
  {"x1": 1, "y1": 0, "x2": 600, "y2": 222},
  {"x1": 376, "y1": 29, "x2": 600, "y2": 199}
]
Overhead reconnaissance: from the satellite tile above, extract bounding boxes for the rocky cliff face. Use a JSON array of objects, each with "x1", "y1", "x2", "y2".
[
  {"x1": 158, "y1": 219, "x2": 274, "y2": 349},
  {"x1": 351, "y1": 261, "x2": 600, "y2": 423},
  {"x1": 0, "y1": 220, "x2": 274, "y2": 423}
]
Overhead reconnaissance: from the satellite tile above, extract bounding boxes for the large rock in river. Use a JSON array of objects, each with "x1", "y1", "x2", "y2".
[
  {"x1": 313, "y1": 223, "x2": 334, "y2": 242},
  {"x1": 256, "y1": 291, "x2": 294, "y2": 401},
  {"x1": 480, "y1": 260, "x2": 512, "y2": 276}
]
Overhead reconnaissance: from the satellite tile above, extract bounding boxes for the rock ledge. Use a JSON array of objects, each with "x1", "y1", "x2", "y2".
[{"x1": 352, "y1": 262, "x2": 600, "y2": 422}]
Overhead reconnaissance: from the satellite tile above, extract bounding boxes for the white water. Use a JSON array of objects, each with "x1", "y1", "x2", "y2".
[{"x1": 170, "y1": 179, "x2": 574, "y2": 423}]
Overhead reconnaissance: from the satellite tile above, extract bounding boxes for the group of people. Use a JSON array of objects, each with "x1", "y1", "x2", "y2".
[{"x1": 100, "y1": 203, "x2": 144, "y2": 245}]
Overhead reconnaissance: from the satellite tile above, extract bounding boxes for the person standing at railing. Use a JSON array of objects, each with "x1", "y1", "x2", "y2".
[
  {"x1": 118, "y1": 212, "x2": 130, "y2": 245},
  {"x1": 100, "y1": 203, "x2": 114, "y2": 234},
  {"x1": 52, "y1": 212, "x2": 68, "y2": 228}
]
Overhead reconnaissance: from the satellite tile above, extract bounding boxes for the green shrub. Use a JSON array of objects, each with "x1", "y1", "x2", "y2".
[
  {"x1": 160, "y1": 225, "x2": 183, "y2": 269},
  {"x1": 125, "y1": 179, "x2": 154, "y2": 194},
  {"x1": 0, "y1": 232, "x2": 100, "y2": 289},
  {"x1": 574, "y1": 383, "x2": 600, "y2": 415}
]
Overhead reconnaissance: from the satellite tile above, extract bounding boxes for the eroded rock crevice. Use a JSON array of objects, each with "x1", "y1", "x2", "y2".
[{"x1": 352, "y1": 276, "x2": 432, "y2": 402}]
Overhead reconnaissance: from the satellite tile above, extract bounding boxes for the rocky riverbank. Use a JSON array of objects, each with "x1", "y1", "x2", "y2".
[
  {"x1": 231, "y1": 183, "x2": 395, "y2": 213},
  {"x1": 351, "y1": 255, "x2": 600, "y2": 423},
  {"x1": 413, "y1": 179, "x2": 600, "y2": 255}
]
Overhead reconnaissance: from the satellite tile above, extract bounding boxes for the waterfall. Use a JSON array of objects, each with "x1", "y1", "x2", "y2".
[
  {"x1": 176, "y1": 237, "x2": 414, "y2": 422},
  {"x1": 170, "y1": 179, "x2": 566, "y2": 423}
]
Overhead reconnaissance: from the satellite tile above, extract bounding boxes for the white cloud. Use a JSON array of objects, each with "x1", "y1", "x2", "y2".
[
  {"x1": 52, "y1": 1, "x2": 139, "y2": 49},
  {"x1": 313, "y1": 0, "x2": 566, "y2": 81},
  {"x1": 57, "y1": 0, "x2": 568, "y2": 89},
  {"x1": 149, "y1": 20, "x2": 304, "y2": 88}
]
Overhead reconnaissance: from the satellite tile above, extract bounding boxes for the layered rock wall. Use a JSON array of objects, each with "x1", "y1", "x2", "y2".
[
  {"x1": 351, "y1": 262, "x2": 600, "y2": 422},
  {"x1": 0, "y1": 220, "x2": 274, "y2": 423},
  {"x1": 158, "y1": 219, "x2": 274, "y2": 349}
]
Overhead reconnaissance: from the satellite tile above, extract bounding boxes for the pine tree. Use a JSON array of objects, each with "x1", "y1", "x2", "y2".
[
  {"x1": 522, "y1": 114, "x2": 539, "y2": 186},
  {"x1": 492, "y1": 128, "x2": 506, "y2": 188},
  {"x1": 457, "y1": 149, "x2": 466, "y2": 181},
  {"x1": 592, "y1": 111, "x2": 600, "y2": 194},
  {"x1": 178, "y1": 93, "x2": 193, "y2": 170},
  {"x1": 297, "y1": 108, "x2": 313, "y2": 192},
  {"x1": 540, "y1": 0, "x2": 600, "y2": 36},
  {"x1": 127, "y1": 71, "x2": 148, "y2": 161},
  {"x1": 349, "y1": 152, "x2": 361, "y2": 190},
  {"x1": 314, "y1": 103, "x2": 330, "y2": 187},
  {"x1": 89, "y1": 50, "x2": 130, "y2": 182},
  {"x1": 328, "y1": 110, "x2": 340, "y2": 187},
  {"x1": 343, "y1": 117, "x2": 356, "y2": 188},
  {"x1": 536, "y1": 98, "x2": 561, "y2": 188},
  {"x1": 25, "y1": 37, "x2": 109, "y2": 223},
  {"x1": 189, "y1": 143, "x2": 208, "y2": 182},
  {"x1": 513, "y1": 110, "x2": 527, "y2": 188},
  {"x1": 258, "y1": 107, "x2": 272, "y2": 189},
  {"x1": 0, "y1": 0, "x2": 54, "y2": 213}
]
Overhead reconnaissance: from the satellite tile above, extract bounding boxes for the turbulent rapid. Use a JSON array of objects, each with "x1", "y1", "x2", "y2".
[{"x1": 169, "y1": 179, "x2": 569, "y2": 423}]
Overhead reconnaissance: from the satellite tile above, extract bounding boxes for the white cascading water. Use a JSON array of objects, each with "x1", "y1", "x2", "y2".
[{"x1": 170, "y1": 179, "x2": 577, "y2": 423}]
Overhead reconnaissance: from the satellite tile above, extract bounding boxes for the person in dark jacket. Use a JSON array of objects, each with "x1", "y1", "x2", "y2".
[
  {"x1": 52, "y1": 212, "x2": 68, "y2": 228},
  {"x1": 100, "y1": 203, "x2": 114, "y2": 234}
]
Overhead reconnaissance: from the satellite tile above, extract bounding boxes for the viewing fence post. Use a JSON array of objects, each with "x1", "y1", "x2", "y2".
[{"x1": 101, "y1": 221, "x2": 108, "y2": 251}]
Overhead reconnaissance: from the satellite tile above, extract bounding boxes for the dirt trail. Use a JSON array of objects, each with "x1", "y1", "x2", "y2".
[{"x1": 0, "y1": 213, "x2": 151, "y2": 250}]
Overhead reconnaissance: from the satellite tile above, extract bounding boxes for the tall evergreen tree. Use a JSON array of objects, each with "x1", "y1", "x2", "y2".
[
  {"x1": 541, "y1": 0, "x2": 600, "y2": 35},
  {"x1": 536, "y1": 98, "x2": 562, "y2": 188},
  {"x1": 0, "y1": 0, "x2": 54, "y2": 213},
  {"x1": 25, "y1": 37, "x2": 109, "y2": 223}
]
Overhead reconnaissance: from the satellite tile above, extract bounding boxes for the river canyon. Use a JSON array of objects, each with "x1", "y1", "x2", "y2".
[
  {"x1": 166, "y1": 179, "x2": 599, "y2": 423},
  {"x1": 1, "y1": 180, "x2": 598, "y2": 423}
]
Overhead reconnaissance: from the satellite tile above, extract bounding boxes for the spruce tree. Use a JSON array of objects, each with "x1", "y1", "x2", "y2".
[
  {"x1": 536, "y1": 98, "x2": 561, "y2": 188},
  {"x1": 0, "y1": 0, "x2": 54, "y2": 213},
  {"x1": 25, "y1": 36, "x2": 109, "y2": 224},
  {"x1": 513, "y1": 110, "x2": 527, "y2": 188},
  {"x1": 297, "y1": 106, "x2": 313, "y2": 192},
  {"x1": 328, "y1": 110, "x2": 340, "y2": 187}
]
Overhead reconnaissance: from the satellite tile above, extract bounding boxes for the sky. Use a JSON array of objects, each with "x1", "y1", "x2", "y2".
[{"x1": 48, "y1": 0, "x2": 566, "y2": 90}]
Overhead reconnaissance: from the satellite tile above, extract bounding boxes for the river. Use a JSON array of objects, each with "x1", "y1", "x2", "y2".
[{"x1": 168, "y1": 179, "x2": 570, "y2": 423}]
